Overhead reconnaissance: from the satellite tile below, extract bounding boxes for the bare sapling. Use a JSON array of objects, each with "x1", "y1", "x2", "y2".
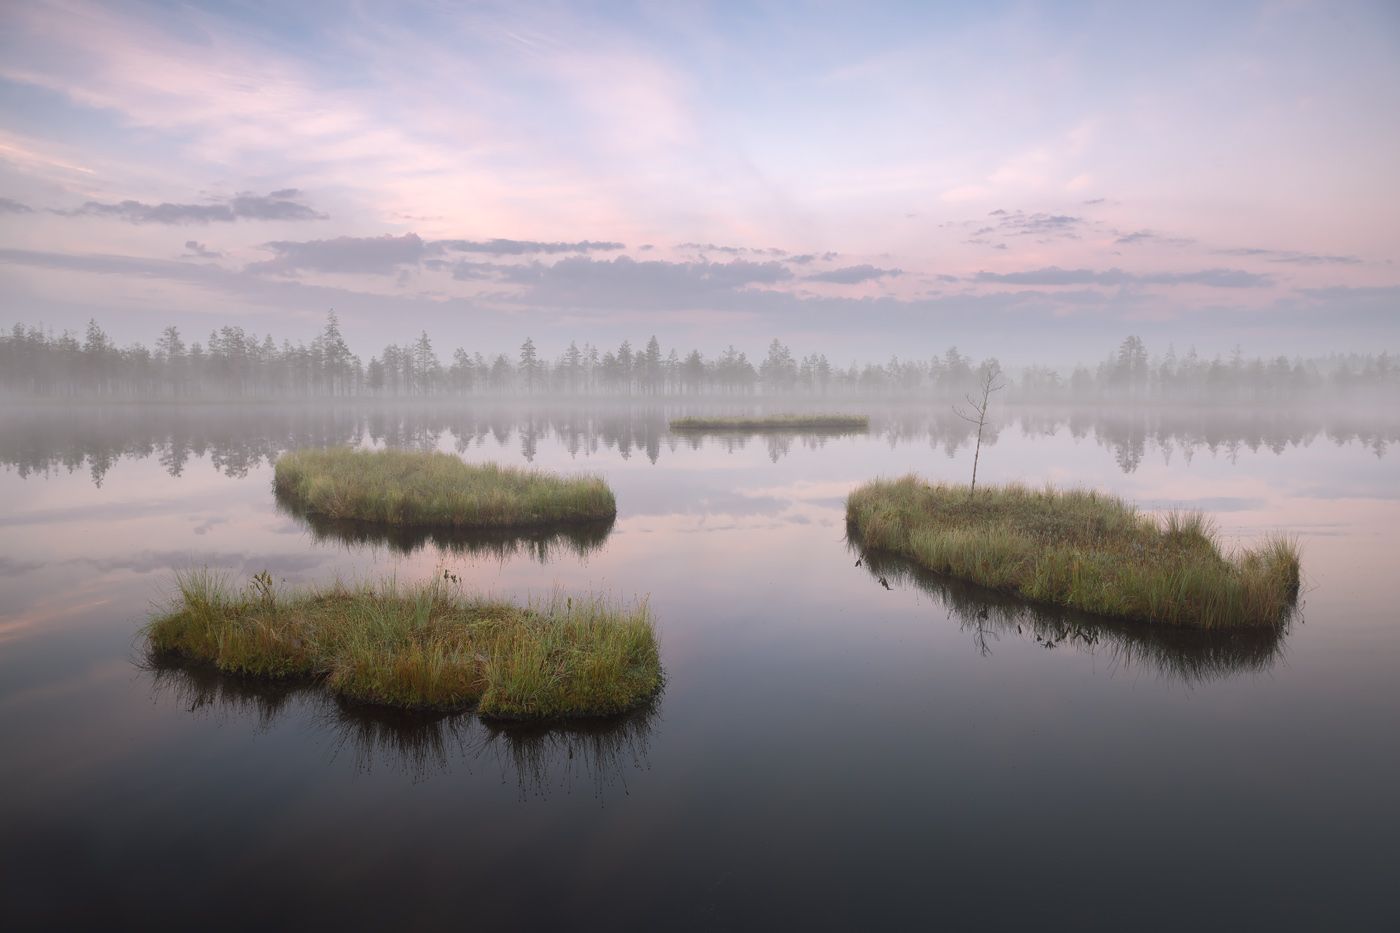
[{"x1": 952, "y1": 365, "x2": 1006, "y2": 495}]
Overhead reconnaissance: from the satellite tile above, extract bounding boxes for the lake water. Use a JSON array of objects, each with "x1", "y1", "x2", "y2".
[{"x1": 2, "y1": 403, "x2": 1397, "y2": 930}]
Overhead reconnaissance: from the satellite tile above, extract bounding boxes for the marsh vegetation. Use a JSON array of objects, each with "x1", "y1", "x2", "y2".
[
  {"x1": 273, "y1": 447, "x2": 616, "y2": 528},
  {"x1": 846, "y1": 477, "x2": 1301, "y2": 629},
  {"x1": 144, "y1": 570, "x2": 661, "y2": 719},
  {"x1": 669, "y1": 413, "x2": 869, "y2": 431}
]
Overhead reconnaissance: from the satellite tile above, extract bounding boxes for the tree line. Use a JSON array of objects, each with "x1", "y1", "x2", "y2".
[{"x1": 1, "y1": 315, "x2": 1395, "y2": 402}]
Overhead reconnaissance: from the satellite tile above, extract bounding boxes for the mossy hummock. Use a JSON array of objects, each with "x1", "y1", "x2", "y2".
[
  {"x1": 273, "y1": 447, "x2": 616, "y2": 529},
  {"x1": 846, "y1": 476, "x2": 1300, "y2": 629},
  {"x1": 145, "y1": 572, "x2": 661, "y2": 720},
  {"x1": 669, "y1": 414, "x2": 868, "y2": 431}
]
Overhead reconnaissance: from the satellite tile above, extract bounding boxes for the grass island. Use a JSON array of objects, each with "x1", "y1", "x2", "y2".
[
  {"x1": 846, "y1": 476, "x2": 1300, "y2": 629},
  {"x1": 273, "y1": 447, "x2": 616, "y2": 529},
  {"x1": 669, "y1": 413, "x2": 869, "y2": 432},
  {"x1": 145, "y1": 571, "x2": 661, "y2": 719}
]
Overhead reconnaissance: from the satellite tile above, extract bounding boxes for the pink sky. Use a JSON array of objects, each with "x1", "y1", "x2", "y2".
[{"x1": 0, "y1": 0, "x2": 1396, "y2": 362}]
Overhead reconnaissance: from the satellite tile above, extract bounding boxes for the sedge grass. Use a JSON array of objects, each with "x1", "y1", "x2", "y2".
[
  {"x1": 144, "y1": 570, "x2": 661, "y2": 720},
  {"x1": 669, "y1": 414, "x2": 868, "y2": 431},
  {"x1": 846, "y1": 476, "x2": 1300, "y2": 629},
  {"x1": 273, "y1": 448, "x2": 615, "y2": 529}
]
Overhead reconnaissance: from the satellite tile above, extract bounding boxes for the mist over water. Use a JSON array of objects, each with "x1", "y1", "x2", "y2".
[{"x1": 2, "y1": 399, "x2": 1397, "y2": 929}]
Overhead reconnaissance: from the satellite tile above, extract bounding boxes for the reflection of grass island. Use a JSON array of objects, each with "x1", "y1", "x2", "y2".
[
  {"x1": 669, "y1": 414, "x2": 869, "y2": 432},
  {"x1": 276, "y1": 488, "x2": 614, "y2": 562},
  {"x1": 142, "y1": 656, "x2": 658, "y2": 787},
  {"x1": 273, "y1": 448, "x2": 616, "y2": 529},
  {"x1": 145, "y1": 571, "x2": 660, "y2": 720},
  {"x1": 846, "y1": 476, "x2": 1300, "y2": 629},
  {"x1": 851, "y1": 543, "x2": 1287, "y2": 682}
]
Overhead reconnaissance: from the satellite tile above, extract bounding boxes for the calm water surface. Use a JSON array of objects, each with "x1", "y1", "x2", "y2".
[{"x1": 1, "y1": 404, "x2": 1397, "y2": 930}]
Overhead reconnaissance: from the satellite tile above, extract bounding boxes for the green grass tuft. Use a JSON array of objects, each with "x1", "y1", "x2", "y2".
[
  {"x1": 144, "y1": 572, "x2": 661, "y2": 720},
  {"x1": 846, "y1": 476, "x2": 1301, "y2": 629},
  {"x1": 273, "y1": 447, "x2": 616, "y2": 529},
  {"x1": 669, "y1": 414, "x2": 868, "y2": 432}
]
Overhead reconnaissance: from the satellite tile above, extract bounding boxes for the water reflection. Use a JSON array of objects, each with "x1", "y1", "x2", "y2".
[
  {"x1": 275, "y1": 489, "x2": 615, "y2": 562},
  {"x1": 850, "y1": 543, "x2": 1289, "y2": 684},
  {"x1": 673, "y1": 427, "x2": 866, "y2": 463},
  {"x1": 145, "y1": 654, "x2": 317, "y2": 728},
  {"x1": 1, "y1": 403, "x2": 1396, "y2": 485},
  {"x1": 143, "y1": 657, "x2": 656, "y2": 795}
]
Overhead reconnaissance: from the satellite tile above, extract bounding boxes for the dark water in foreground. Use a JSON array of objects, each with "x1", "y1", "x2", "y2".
[{"x1": 1, "y1": 403, "x2": 1397, "y2": 931}]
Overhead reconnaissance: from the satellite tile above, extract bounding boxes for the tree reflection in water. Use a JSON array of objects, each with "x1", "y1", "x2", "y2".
[{"x1": 3, "y1": 403, "x2": 1394, "y2": 486}]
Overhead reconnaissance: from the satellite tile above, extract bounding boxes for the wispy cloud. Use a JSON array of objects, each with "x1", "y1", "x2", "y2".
[
  {"x1": 246, "y1": 233, "x2": 630, "y2": 275},
  {"x1": 498, "y1": 256, "x2": 793, "y2": 309},
  {"x1": 989, "y1": 209, "x2": 1084, "y2": 238},
  {"x1": 974, "y1": 266, "x2": 1272, "y2": 288},
  {"x1": 435, "y1": 238, "x2": 625, "y2": 255},
  {"x1": 676, "y1": 242, "x2": 787, "y2": 257},
  {"x1": 57, "y1": 190, "x2": 326, "y2": 225},
  {"x1": 805, "y1": 264, "x2": 902, "y2": 284},
  {"x1": 1214, "y1": 247, "x2": 1362, "y2": 266},
  {"x1": 182, "y1": 240, "x2": 223, "y2": 259},
  {"x1": 250, "y1": 233, "x2": 428, "y2": 275},
  {"x1": 1115, "y1": 229, "x2": 1196, "y2": 247},
  {"x1": 0, "y1": 197, "x2": 34, "y2": 214}
]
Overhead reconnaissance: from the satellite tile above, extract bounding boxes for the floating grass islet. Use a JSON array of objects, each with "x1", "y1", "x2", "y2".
[
  {"x1": 669, "y1": 413, "x2": 868, "y2": 431},
  {"x1": 144, "y1": 570, "x2": 661, "y2": 720},
  {"x1": 846, "y1": 476, "x2": 1300, "y2": 629},
  {"x1": 273, "y1": 447, "x2": 616, "y2": 529}
]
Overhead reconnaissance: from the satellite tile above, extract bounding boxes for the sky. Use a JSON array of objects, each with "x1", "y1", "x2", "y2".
[{"x1": 0, "y1": 0, "x2": 1397, "y2": 365}]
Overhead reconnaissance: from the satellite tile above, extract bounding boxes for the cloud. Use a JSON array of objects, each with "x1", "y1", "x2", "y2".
[
  {"x1": 786, "y1": 252, "x2": 840, "y2": 265},
  {"x1": 499, "y1": 255, "x2": 793, "y2": 309},
  {"x1": 1297, "y1": 284, "x2": 1400, "y2": 302},
  {"x1": 445, "y1": 260, "x2": 501, "y2": 281},
  {"x1": 433, "y1": 238, "x2": 624, "y2": 255},
  {"x1": 5, "y1": 244, "x2": 1391, "y2": 359},
  {"x1": 59, "y1": 189, "x2": 326, "y2": 224},
  {"x1": 0, "y1": 197, "x2": 34, "y2": 214},
  {"x1": 1215, "y1": 247, "x2": 1362, "y2": 265},
  {"x1": 805, "y1": 264, "x2": 902, "y2": 284},
  {"x1": 182, "y1": 240, "x2": 223, "y2": 259},
  {"x1": 250, "y1": 233, "x2": 428, "y2": 275},
  {"x1": 991, "y1": 209, "x2": 1083, "y2": 238},
  {"x1": 676, "y1": 242, "x2": 787, "y2": 256},
  {"x1": 974, "y1": 266, "x2": 1272, "y2": 288},
  {"x1": 1115, "y1": 229, "x2": 1196, "y2": 247},
  {"x1": 1081, "y1": 198, "x2": 1107, "y2": 206},
  {"x1": 245, "y1": 233, "x2": 631, "y2": 275}
]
